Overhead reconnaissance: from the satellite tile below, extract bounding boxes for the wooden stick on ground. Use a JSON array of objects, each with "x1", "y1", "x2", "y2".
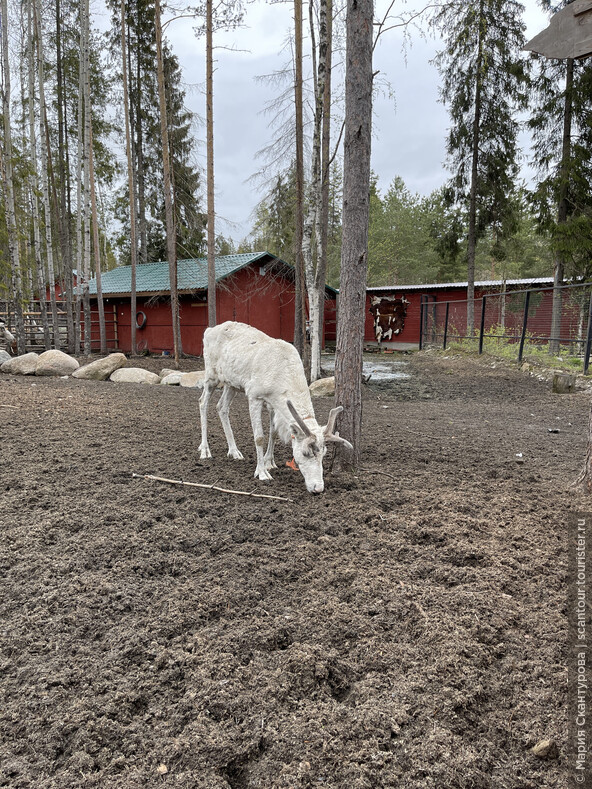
[
  {"x1": 133, "y1": 472, "x2": 294, "y2": 502},
  {"x1": 0, "y1": 404, "x2": 19, "y2": 409}
]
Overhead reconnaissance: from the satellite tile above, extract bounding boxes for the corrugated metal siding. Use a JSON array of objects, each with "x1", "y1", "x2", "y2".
[{"x1": 366, "y1": 277, "x2": 555, "y2": 293}]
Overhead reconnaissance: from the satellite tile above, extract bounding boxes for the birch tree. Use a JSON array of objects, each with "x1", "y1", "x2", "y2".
[
  {"x1": 293, "y1": 0, "x2": 306, "y2": 359},
  {"x1": 302, "y1": 0, "x2": 331, "y2": 382},
  {"x1": 206, "y1": 0, "x2": 216, "y2": 326},
  {"x1": 1, "y1": 0, "x2": 25, "y2": 353},
  {"x1": 27, "y1": 1, "x2": 50, "y2": 349},
  {"x1": 121, "y1": 0, "x2": 138, "y2": 355},
  {"x1": 34, "y1": 0, "x2": 61, "y2": 349}
]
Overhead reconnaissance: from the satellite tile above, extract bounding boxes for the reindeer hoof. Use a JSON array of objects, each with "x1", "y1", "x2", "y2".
[
  {"x1": 199, "y1": 446, "x2": 212, "y2": 459},
  {"x1": 228, "y1": 449, "x2": 244, "y2": 460}
]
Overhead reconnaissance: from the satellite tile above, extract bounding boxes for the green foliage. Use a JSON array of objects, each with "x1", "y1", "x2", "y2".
[
  {"x1": 110, "y1": 0, "x2": 205, "y2": 265},
  {"x1": 367, "y1": 174, "x2": 441, "y2": 285},
  {"x1": 431, "y1": 0, "x2": 530, "y2": 270},
  {"x1": 528, "y1": 22, "x2": 592, "y2": 281},
  {"x1": 245, "y1": 160, "x2": 342, "y2": 286}
]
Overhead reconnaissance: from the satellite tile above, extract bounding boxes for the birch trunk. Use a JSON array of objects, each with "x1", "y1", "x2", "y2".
[
  {"x1": 55, "y1": 0, "x2": 75, "y2": 353},
  {"x1": 317, "y1": 0, "x2": 332, "y2": 370},
  {"x1": 81, "y1": 0, "x2": 92, "y2": 354},
  {"x1": 33, "y1": 0, "x2": 60, "y2": 349},
  {"x1": 206, "y1": 0, "x2": 216, "y2": 327},
  {"x1": 121, "y1": 0, "x2": 138, "y2": 354},
  {"x1": 75, "y1": 57, "x2": 83, "y2": 352},
  {"x1": 27, "y1": 2, "x2": 50, "y2": 349},
  {"x1": 333, "y1": 0, "x2": 373, "y2": 472},
  {"x1": 293, "y1": 0, "x2": 306, "y2": 358},
  {"x1": 1, "y1": 0, "x2": 25, "y2": 353},
  {"x1": 89, "y1": 126, "x2": 106, "y2": 353},
  {"x1": 155, "y1": 0, "x2": 182, "y2": 362},
  {"x1": 302, "y1": 0, "x2": 329, "y2": 382}
]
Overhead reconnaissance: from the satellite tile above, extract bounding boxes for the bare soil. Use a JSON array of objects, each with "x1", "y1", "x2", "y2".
[{"x1": 0, "y1": 351, "x2": 588, "y2": 788}]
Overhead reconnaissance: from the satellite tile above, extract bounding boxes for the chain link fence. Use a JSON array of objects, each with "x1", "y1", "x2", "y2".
[{"x1": 419, "y1": 281, "x2": 592, "y2": 373}]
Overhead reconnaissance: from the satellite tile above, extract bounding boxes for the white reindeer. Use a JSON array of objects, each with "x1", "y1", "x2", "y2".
[{"x1": 198, "y1": 321, "x2": 352, "y2": 494}]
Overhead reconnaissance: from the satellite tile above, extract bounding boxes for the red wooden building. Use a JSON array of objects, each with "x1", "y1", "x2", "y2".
[
  {"x1": 88, "y1": 252, "x2": 338, "y2": 356},
  {"x1": 363, "y1": 276, "x2": 587, "y2": 349}
]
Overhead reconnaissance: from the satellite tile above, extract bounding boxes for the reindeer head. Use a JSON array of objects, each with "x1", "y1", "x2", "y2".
[{"x1": 287, "y1": 400, "x2": 353, "y2": 494}]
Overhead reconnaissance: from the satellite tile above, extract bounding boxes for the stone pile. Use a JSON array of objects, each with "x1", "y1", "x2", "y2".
[
  {"x1": 0, "y1": 351, "x2": 333, "y2": 397},
  {"x1": 0, "y1": 350, "x2": 207, "y2": 389}
]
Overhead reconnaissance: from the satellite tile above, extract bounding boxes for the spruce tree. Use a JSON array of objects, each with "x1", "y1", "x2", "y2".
[
  {"x1": 432, "y1": 0, "x2": 529, "y2": 332},
  {"x1": 528, "y1": 3, "x2": 592, "y2": 351}
]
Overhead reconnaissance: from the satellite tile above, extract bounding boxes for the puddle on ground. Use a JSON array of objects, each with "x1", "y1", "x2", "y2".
[{"x1": 321, "y1": 356, "x2": 410, "y2": 382}]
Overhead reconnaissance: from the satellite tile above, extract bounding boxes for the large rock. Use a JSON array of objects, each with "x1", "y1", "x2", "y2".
[
  {"x1": 160, "y1": 372, "x2": 185, "y2": 386},
  {"x1": 0, "y1": 350, "x2": 11, "y2": 365},
  {"x1": 36, "y1": 350, "x2": 80, "y2": 377},
  {"x1": 1, "y1": 352, "x2": 39, "y2": 375},
  {"x1": 73, "y1": 353, "x2": 128, "y2": 381},
  {"x1": 180, "y1": 371, "x2": 206, "y2": 388},
  {"x1": 110, "y1": 367, "x2": 161, "y2": 385},
  {"x1": 309, "y1": 376, "x2": 335, "y2": 397}
]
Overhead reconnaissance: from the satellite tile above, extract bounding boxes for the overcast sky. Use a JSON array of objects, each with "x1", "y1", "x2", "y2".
[{"x1": 110, "y1": 0, "x2": 552, "y2": 246}]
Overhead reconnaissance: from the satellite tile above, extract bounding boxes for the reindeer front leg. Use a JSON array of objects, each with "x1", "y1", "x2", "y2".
[{"x1": 248, "y1": 397, "x2": 273, "y2": 480}]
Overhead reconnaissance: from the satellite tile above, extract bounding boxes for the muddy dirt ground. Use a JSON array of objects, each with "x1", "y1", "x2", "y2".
[{"x1": 0, "y1": 351, "x2": 588, "y2": 788}]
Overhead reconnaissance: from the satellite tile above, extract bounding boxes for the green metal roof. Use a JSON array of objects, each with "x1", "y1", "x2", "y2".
[{"x1": 88, "y1": 252, "x2": 279, "y2": 295}]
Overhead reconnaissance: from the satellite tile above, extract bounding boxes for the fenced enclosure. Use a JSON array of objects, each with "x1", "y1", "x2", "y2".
[
  {"x1": 419, "y1": 281, "x2": 592, "y2": 373},
  {"x1": 0, "y1": 302, "x2": 119, "y2": 353}
]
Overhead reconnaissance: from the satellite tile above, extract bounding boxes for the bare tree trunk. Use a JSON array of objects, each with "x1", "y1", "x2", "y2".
[
  {"x1": 317, "y1": 0, "x2": 332, "y2": 367},
  {"x1": 75, "y1": 59, "x2": 83, "y2": 353},
  {"x1": 55, "y1": 0, "x2": 75, "y2": 353},
  {"x1": 81, "y1": 0, "x2": 92, "y2": 355},
  {"x1": 121, "y1": 0, "x2": 138, "y2": 354},
  {"x1": 293, "y1": 0, "x2": 306, "y2": 358},
  {"x1": 466, "y1": 0, "x2": 485, "y2": 338},
  {"x1": 550, "y1": 58, "x2": 573, "y2": 356},
  {"x1": 27, "y1": 2, "x2": 50, "y2": 349},
  {"x1": 302, "y1": 0, "x2": 329, "y2": 382},
  {"x1": 575, "y1": 400, "x2": 592, "y2": 493},
  {"x1": 133, "y1": 42, "x2": 148, "y2": 265},
  {"x1": 206, "y1": 0, "x2": 216, "y2": 327},
  {"x1": 1, "y1": 0, "x2": 25, "y2": 353},
  {"x1": 333, "y1": 0, "x2": 373, "y2": 473},
  {"x1": 155, "y1": 0, "x2": 182, "y2": 363},
  {"x1": 34, "y1": 0, "x2": 60, "y2": 349},
  {"x1": 89, "y1": 126, "x2": 106, "y2": 353}
]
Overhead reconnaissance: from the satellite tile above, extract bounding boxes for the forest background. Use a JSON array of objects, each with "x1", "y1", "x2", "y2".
[{"x1": 0, "y1": 0, "x2": 590, "y2": 320}]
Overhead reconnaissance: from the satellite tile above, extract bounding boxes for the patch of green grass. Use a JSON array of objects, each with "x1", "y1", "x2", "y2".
[{"x1": 433, "y1": 328, "x2": 587, "y2": 373}]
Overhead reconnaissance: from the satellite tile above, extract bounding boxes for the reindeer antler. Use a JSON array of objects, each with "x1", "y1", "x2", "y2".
[
  {"x1": 286, "y1": 400, "x2": 313, "y2": 437},
  {"x1": 323, "y1": 406, "x2": 354, "y2": 450}
]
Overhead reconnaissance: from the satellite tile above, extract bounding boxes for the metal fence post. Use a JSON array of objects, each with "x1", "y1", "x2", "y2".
[
  {"x1": 443, "y1": 302, "x2": 450, "y2": 350},
  {"x1": 584, "y1": 291, "x2": 592, "y2": 375},
  {"x1": 478, "y1": 296, "x2": 487, "y2": 354},
  {"x1": 518, "y1": 290, "x2": 531, "y2": 362},
  {"x1": 419, "y1": 295, "x2": 424, "y2": 350}
]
